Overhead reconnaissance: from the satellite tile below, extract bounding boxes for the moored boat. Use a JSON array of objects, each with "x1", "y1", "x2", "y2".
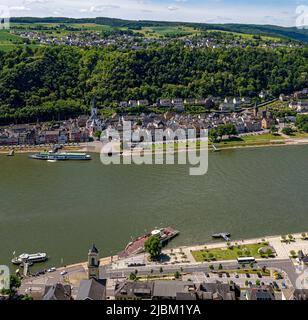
[
  {"x1": 11, "y1": 252, "x2": 48, "y2": 265},
  {"x1": 119, "y1": 227, "x2": 179, "y2": 258},
  {"x1": 29, "y1": 151, "x2": 91, "y2": 161}
]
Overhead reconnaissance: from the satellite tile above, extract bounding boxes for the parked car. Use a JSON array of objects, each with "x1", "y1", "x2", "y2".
[{"x1": 47, "y1": 267, "x2": 56, "y2": 273}]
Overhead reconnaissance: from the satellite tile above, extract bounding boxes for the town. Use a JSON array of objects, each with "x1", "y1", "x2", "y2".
[
  {"x1": 0, "y1": 88, "x2": 308, "y2": 149},
  {"x1": 3, "y1": 231, "x2": 308, "y2": 301}
]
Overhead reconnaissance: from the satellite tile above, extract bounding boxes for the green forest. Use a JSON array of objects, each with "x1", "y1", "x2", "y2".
[{"x1": 0, "y1": 44, "x2": 307, "y2": 124}]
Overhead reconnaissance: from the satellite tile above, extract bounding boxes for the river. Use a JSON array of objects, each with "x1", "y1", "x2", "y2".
[{"x1": 0, "y1": 145, "x2": 307, "y2": 269}]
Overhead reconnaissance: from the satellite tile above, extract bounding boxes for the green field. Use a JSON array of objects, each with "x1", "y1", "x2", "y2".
[
  {"x1": 213, "y1": 133, "x2": 285, "y2": 148},
  {"x1": 192, "y1": 243, "x2": 270, "y2": 262},
  {"x1": 0, "y1": 30, "x2": 26, "y2": 51},
  {"x1": 208, "y1": 29, "x2": 282, "y2": 42}
]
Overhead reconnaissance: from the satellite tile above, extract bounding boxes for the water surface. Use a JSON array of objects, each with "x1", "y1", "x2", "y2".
[{"x1": 0, "y1": 145, "x2": 307, "y2": 268}]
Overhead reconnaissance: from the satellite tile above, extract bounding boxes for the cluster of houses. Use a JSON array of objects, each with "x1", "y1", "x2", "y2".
[
  {"x1": 0, "y1": 104, "x2": 288, "y2": 146},
  {"x1": 0, "y1": 119, "x2": 91, "y2": 146},
  {"x1": 13, "y1": 31, "x2": 147, "y2": 49},
  {"x1": 12, "y1": 29, "x2": 303, "y2": 51},
  {"x1": 118, "y1": 96, "x2": 251, "y2": 112}
]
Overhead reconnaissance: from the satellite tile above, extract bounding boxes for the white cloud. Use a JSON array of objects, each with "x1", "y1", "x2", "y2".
[
  {"x1": 10, "y1": 6, "x2": 31, "y2": 11},
  {"x1": 167, "y1": 6, "x2": 178, "y2": 11}
]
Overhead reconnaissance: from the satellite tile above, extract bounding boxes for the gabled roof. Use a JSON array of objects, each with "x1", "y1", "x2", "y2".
[
  {"x1": 153, "y1": 281, "x2": 194, "y2": 298},
  {"x1": 76, "y1": 279, "x2": 106, "y2": 300},
  {"x1": 43, "y1": 283, "x2": 71, "y2": 300}
]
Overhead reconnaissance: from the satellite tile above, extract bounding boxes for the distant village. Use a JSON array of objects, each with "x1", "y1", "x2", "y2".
[
  {"x1": 11, "y1": 29, "x2": 304, "y2": 51},
  {"x1": 1, "y1": 88, "x2": 308, "y2": 147}
]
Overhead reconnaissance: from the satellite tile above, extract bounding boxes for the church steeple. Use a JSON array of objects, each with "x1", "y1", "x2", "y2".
[
  {"x1": 88, "y1": 244, "x2": 100, "y2": 280},
  {"x1": 90, "y1": 97, "x2": 97, "y2": 118}
]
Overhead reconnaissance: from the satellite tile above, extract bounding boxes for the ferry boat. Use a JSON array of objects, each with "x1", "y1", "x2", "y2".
[
  {"x1": 29, "y1": 151, "x2": 91, "y2": 161},
  {"x1": 119, "y1": 227, "x2": 179, "y2": 258},
  {"x1": 11, "y1": 252, "x2": 48, "y2": 265}
]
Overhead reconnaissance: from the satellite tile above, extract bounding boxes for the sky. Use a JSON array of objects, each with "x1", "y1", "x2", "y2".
[{"x1": 1, "y1": 0, "x2": 308, "y2": 26}]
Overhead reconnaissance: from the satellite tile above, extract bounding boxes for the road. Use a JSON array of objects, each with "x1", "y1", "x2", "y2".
[
  {"x1": 105, "y1": 259, "x2": 298, "y2": 286},
  {"x1": 19, "y1": 256, "x2": 298, "y2": 298}
]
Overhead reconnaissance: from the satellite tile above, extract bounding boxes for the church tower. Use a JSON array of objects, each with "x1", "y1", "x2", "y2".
[
  {"x1": 91, "y1": 97, "x2": 97, "y2": 118},
  {"x1": 88, "y1": 244, "x2": 100, "y2": 280}
]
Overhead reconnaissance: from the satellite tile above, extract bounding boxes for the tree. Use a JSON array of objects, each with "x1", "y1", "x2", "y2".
[
  {"x1": 270, "y1": 125, "x2": 278, "y2": 135},
  {"x1": 10, "y1": 275, "x2": 21, "y2": 291},
  {"x1": 290, "y1": 250, "x2": 296, "y2": 258},
  {"x1": 174, "y1": 271, "x2": 181, "y2": 279},
  {"x1": 281, "y1": 127, "x2": 293, "y2": 135},
  {"x1": 218, "y1": 264, "x2": 223, "y2": 270},
  {"x1": 209, "y1": 129, "x2": 218, "y2": 142},
  {"x1": 208, "y1": 253, "x2": 214, "y2": 261},
  {"x1": 266, "y1": 249, "x2": 273, "y2": 257},
  {"x1": 144, "y1": 236, "x2": 162, "y2": 261},
  {"x1": 129, "y1": 272, "x2": 137, "y2": 281}
]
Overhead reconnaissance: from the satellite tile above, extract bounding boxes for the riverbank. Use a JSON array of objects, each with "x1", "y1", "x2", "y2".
[
  {"x1": 39, "y1": 230, "x2": 308, "y2": 274},
  {"x1": 1, "y1": 135, "x2": 308, "y2": 155}
]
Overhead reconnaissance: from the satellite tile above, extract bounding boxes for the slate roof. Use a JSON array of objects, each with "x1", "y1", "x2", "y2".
[
  {"x1": 43, "y1": 283, "x2": 71, "y2": 300},
  {"x1": 76, "y1": 279, "x2": 106, "y2": 300},
  {"x1": 152, "y1": 281, "x2": 195, "y2": 299}
]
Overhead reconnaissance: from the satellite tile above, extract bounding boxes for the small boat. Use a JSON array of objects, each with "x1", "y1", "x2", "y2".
[
  {"x1": 12, "y1": 252, "x2": 48, "y2": 265},
  {"x1": 7, "y1": 149, "x2": 15, "y2": 157},
  {"x1": 212, "y1": 232, "x2": 231, "y2": 241}
]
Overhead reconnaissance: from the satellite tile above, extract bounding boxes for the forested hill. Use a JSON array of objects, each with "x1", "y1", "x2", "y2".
[
  {"x1": 0, "y1": 45, "x2": 307, "y2": 124},
  {"x1": 10, "y1": 17, "x2": 308, "y2": 42}
]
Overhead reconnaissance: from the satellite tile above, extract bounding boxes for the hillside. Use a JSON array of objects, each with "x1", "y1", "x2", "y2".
[{"x1": 0, "y1": 44, "x2": 307, "y2": 124}]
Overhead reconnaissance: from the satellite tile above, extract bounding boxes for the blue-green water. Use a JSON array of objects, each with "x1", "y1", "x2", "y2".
[{"x1": 0, "y1": 145, "x2": 307, "y2": 269}]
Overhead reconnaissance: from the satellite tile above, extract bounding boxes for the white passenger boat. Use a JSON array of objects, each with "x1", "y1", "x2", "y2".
[
  {"x1": 29, "y1": 151, "x2": 91, "y2": 161},
  {"x1": 11, "y1": 252, "x2": 48, "y2": 265}
]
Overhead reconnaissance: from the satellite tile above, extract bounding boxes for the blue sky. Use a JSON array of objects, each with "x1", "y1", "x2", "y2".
[{"x1": 1, "y1": 0, "x2": 308, "y2": 26}]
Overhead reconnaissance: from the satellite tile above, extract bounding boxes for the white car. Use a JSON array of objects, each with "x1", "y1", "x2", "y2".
[
  {"x1": 47, "y1": 267, "x2": 56, "y2": 272},
  {"x1": 60, "y1": 270, "x2": 67, "y2": 276}
]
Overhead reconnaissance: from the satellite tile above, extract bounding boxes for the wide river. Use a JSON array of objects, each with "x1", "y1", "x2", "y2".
[{"x1": 0, "y1": 145, "x2": 307, "y2": 269}]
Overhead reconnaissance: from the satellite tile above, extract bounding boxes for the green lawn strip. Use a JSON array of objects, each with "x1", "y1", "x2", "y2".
[
  {"x1": 288, "y1": 131, "x2": 308, "y2": 138},
  {"x1": 192, "y1": 243, "x2": 268, "y2": 262},
  {"x1": 212, "y1": 269, "x2": 271, "y2": 276}
]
